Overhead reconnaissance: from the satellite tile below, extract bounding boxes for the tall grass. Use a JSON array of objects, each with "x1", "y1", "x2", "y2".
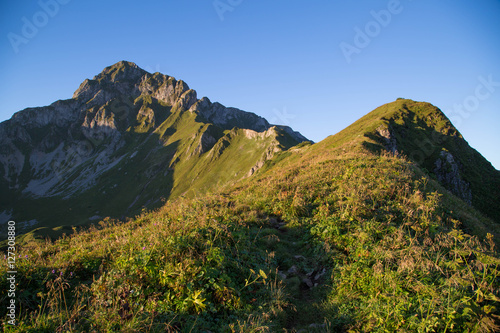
[{"x1": 2, "y1": 148, "x2": 499, "y2": 332}]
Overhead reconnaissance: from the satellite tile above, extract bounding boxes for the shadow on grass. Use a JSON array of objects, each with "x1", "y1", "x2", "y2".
[
  {"x1": 255, "y1": 216, "x2": 352, "y2": 332},
  {"x1": 363, "y1": 107, "x2": 500, "y2": 224}
]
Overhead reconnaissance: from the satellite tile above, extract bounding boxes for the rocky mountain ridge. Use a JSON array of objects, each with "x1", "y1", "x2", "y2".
[{"x1": 0, "y1": 61, "x2": 308, "y2": 238}]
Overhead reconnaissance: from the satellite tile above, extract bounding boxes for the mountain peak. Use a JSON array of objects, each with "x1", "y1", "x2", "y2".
[
  {"x1": 72, "y1": 60, "x2": 146, "y2": 100},
  {"x1": 0, "y1": 61, "x2": 309, "y2": 237},
  {"x1": 383, "y1": 99, "x2": 460, "y2": 137},
  {"x1": 320, "y1": 98, "x2": 499, "y2": 222},
  {"x1": 93, "y1": 60, "x2": 147, "y2": 83},
  {"x1": 68, "y1": 62, "x2": 308, "y2": 143}
]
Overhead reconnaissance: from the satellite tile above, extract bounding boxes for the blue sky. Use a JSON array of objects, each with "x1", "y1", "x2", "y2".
[{"x1": 1, "y1": 0, "x2": 499, "y2": 169}]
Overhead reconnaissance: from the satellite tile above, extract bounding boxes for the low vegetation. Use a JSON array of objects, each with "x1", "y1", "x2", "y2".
[
  {"x1": 2, "y1": 99, "x2": 499, "y2": 331},
  {"x1": 2, "y1": 145, "x2": 499, "y2": 331}
]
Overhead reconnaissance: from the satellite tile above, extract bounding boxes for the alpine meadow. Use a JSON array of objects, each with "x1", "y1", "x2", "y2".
[{"x1": 1, "y1": 62, "x2": 499, "y2": 332}]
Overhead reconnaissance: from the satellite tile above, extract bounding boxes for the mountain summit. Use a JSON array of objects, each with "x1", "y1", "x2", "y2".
[
  {"x1": 317, "y1": 98, "x2": 500, "y2": 223},
  {"x1": 0, "y1": 61, "x2": 308, "y2": 238}
]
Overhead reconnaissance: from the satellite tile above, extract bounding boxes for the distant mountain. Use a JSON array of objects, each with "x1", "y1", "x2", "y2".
[{"x1": 0, "y1": 61, "x2": 308, "y2": 239}]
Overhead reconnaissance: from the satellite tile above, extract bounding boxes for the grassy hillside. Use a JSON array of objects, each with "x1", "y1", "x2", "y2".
[
  {"x1": 318, "y1": 99, "x2": 500, "y2": 223},
  {"x1": 2, "y1": 106, "x2": 499, "y2": 331}
]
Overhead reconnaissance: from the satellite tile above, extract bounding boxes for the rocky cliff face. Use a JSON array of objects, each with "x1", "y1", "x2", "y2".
[{"x1": 0, "y1": 61, "x2": 308, "y2": 238}]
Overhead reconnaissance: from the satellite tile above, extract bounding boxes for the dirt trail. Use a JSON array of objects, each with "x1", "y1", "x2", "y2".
[{"x1": 266, "y1": 218, "x2": 331, "y2": 332}]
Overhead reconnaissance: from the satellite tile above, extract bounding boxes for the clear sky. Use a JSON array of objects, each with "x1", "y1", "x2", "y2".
[{"x1": 1, "y1": 0, "x2": 499, "y2": 169}]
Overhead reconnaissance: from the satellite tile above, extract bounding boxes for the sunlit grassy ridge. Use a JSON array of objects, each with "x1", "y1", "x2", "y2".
[
  {"x1": 2, "y1": 100, "x2": 499, "y2": 332},
  {"x1": 319, "y1": 98, "x2": 500, "y2": 222}
]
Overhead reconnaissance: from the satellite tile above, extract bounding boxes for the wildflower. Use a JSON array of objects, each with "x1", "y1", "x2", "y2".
[
  {"x1": 52, "y1": 270, "x2": 55, "y2": 274},
  {"x1": 70, "y1": 272, "x2": 73, "y2": 277},
  {"x1": 60, "y1": 272, "x2": 63, "y2": 276},
  {"x1": 142, "y1": 246, "x2": 146, "y2": 250}
]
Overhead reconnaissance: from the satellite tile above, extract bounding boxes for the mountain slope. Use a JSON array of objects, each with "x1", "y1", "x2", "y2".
[
  {"x1": 314, "y1": 98, "x2": 500, "y2": 223},
  {"x1": 0, "y1": 61, "x2": 307, "y2": 240},
  {"x1": 2, "y1": 98, "x2": 499, "y2": 332}
]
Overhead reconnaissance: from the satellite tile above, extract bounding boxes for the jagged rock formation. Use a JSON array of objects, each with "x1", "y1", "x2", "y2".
[{"x1": 0, "y1": 61, "x2": 308, "y2": 238}]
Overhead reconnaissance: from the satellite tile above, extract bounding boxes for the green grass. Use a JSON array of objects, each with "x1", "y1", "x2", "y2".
[
  {"x1": 2, "y1": 140, "x2": 499, "y2": 332},
  {"x1": 234, "y1": 148, "x2": 500, "y2": 332},
  {"x1": 2, "y1": 98, "x2": 499, "y2": 331},
  {"x1": 317, "y1": 99, "x2": 500, "y2": 223}
]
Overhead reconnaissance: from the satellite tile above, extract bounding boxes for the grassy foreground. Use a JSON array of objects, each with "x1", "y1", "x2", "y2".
[{"x1": 2, "y1": 143, "x2": 499, "y2": 332}]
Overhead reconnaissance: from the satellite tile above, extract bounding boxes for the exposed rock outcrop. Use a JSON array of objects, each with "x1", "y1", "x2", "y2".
[
  {"x1": 434, "y1": 150, "x2": 472, "y2": 205},
  {"x1": 377, "y1": 125, "x2": 397, "y2": 154},
  {"x1": 191, "y1": 126, "x2": 218, "y2": 157},
  {"x1": 190, "y1": 98, "x2": 270, "y2": 132}
]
